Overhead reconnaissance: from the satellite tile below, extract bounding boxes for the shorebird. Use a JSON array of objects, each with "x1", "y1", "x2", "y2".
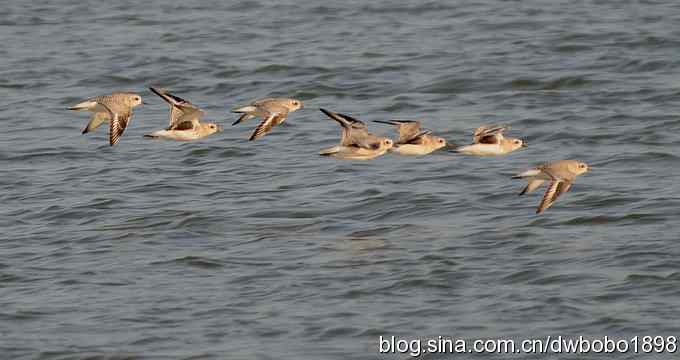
[
  {"x1": 373, "y1": 119, "x2": 451, "y2": 155},
  {"x1": 144, "y1": 87, "x2": 222, "y2": 141},
  {"x1": 318, "y1": 108, "x2": 393, "y2": 160},
  {"x1": 69, "y1": 92, "x2": 143, "y2": 146},
  {"x1": 513, "y1": 160, "x2": 591, "y2": 214},
  {"x1": 455, "y1": 125, "x2": 526, "y2": 156},
  {"x1": 231, "y1": 97, "x2": 303, "y2": 141}
]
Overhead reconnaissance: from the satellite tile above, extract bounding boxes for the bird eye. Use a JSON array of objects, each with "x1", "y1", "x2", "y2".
[
  {"x1": 439, "y1": 139, "x2": 445, "y2": 144},
  {"x1": 579, "y1": 164, "x2": 585, "y2": 168}
]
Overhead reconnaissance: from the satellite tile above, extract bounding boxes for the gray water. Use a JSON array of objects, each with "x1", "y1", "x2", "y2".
[{"x1": 2, "y1": 0, "x2": 680, "y2": 359}]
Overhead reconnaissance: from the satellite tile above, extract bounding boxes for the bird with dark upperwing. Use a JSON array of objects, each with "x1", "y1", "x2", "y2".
[
  {"x1": 454, "y1": 125, "x2": 527, "y2": 156},
  {"x1": 145, "y1": 87, "x2": 222, "y2": 141},
  {"x1": 373, "y1": 119, "x2": 452, "y2": 155},
  {"x1": 318, "y1": 108, "x2": 393, "y2": 160}
]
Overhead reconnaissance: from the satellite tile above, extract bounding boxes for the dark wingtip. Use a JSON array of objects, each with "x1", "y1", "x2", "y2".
[
  {"x1": 248, "y1": 130, "x2": 260, "y2": 141},
  {"x1": 232, "y1": 113, "x2": 249, "y2": 126},
  {"x1": 81, "y1": 128, "x2": 89, "y2": 134},
  {"x1": 149, "y1": 86, "x2": 162, "y2": 97},
  {"x1": 373, "y1": 120, "x2": 396, "y2": 126}
]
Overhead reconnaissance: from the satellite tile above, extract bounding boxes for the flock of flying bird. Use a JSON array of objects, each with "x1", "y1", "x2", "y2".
[{"x1": 68, "y1": 88, "x2": 591, "y2": 214}]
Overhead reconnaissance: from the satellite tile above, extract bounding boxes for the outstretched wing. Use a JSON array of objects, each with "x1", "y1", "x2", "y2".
[
  {"x1": 81, "y1": 111, "x2": 110, "y2": 134},
  {"x1": 374, "y1": 120, "x2": 427, "y2": 144},
  {"x1": 536, "y1": 180, "x2": 571, "y2": 214},
  {"x1": 149, "y1": 87, "x2": 201, "y2": 127},
  {"x1": 168, "y1": 107, "x2": 204, "y2": 131},
  {"x1": 100, "y1": 102, "x2": 131, "y2": 147},
  {"x1": 249, "y1": 112, "x2": 286, "y2": 141},
  {"x1": 473, "y1": 125, "x2": 507, "y2": 144},
  {"x1": 320, "y1": 108, "x2": 377, "y2": 148}
]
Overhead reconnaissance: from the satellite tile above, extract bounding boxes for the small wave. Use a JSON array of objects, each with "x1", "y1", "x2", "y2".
[
  {"x1": 417, "y1": 76, "x2": 497, "y2": 94},
  {"x1": 151, "y1": 256, "x2": 224, "y2": 269},
  {"x1": 508, "y1": 76, "x2": 594, "y2": 90},
  {"x1": 562, "y1": 213, "x2": 666, "y2": 226},
  {"x1": 615, "y1": 59, "x2": 670, "y2": 73}
]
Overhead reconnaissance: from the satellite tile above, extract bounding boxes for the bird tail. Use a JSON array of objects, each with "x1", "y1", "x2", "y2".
[
  {"x1": 319, "y1": 146, "x2": 341, "y2": 156},
  {"x1": 143, "y1": 130, "x2": 167, "y2": 139},
  {"x1": 232, "y1": 105, "x2": 257, "y2": 113},
  {"x1": 512, "y1": 169, "x2": 541, "y2": 179},
  {"x1": 69, "y1": 100, "x2": 97, "y2": 111}
]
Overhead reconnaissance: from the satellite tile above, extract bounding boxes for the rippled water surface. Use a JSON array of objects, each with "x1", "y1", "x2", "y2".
[{"x1": 2, "y1": 1, "x2": 680, "y2": 359}]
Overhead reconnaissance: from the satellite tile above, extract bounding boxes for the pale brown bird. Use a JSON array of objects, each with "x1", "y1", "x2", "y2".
[
  {"x1": 144, "y1": 87, "x2": 222, "y2": 141},
  {"x1": 455, "y1": 125, "x2": 526, "y2": 156},
  {"x1": 373, "y1": 120, "x2": 451, "y2": 155},
  {"x1": 319, "y1": 108, "x2": 393, "y2": 160},
  {"x1": 231, "y1": 97, "x2": 303, "y2": 141},
  {"x1": 69, "y1": 92, "x2": 144, "y2": 146},
  {"x1": 513, "y1": 160, "x2": 591, "y2": 214}
]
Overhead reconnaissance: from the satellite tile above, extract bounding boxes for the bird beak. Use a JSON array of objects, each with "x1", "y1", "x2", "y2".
[
  {"x1": 521, "y1": 141, "x2": 528, "y2": 148},
  {"x1": 142, "y1": 101, "x2": 149, "y2": 105}
]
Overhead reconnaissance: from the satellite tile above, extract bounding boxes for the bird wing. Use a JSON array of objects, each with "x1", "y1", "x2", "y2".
[
  {"x1": 149, "y1": 87, "x2": 201, "y2": 127},
  {"x1": 98, "y1": 103, "x2": 131, "y2": 146},
  {"x1": 249, "y1": 112, "x2": 286, "y2": 141},
  {"x1": 473, "y1": 125, "x2": 507, "y2": 144},
  {"x1": 81, "y1": 111, "x2": 110, "y2": 134},
  {"x1": 374, "y1": 120, "x2": 427, "y2": 144},
  {"x1": 320, "y1": 108, "x2": 381, "y2": 148},
  {"x1": 536, "y1": 180, "x2": 571, "y2": 214},
  {"x1": 169, "y1": 107, "x2": 204, "y2": 131}
]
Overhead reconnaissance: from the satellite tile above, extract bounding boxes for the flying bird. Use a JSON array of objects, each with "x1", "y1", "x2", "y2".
[
  {"x1": 513, "y1": 159, "x2": 591, "y2": 214},
  {"x1": 454, "y1": 125, "x2": 526, "y2": 156},
  {"x1": 232, "y1": 97, "x2": 303, "y2": 141},
  {"x1": 144, "y1": 87, "x2": 222, "y2": 141},
  {"x1": 373, "y1": 119, "x2": 451, "y2": 155},
  {"x1": 318, "y1": 108, "x2": 393, "y2": 160},
  {"x1": 69, "y1": 92, "x2": 143, "y2": 146}
]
